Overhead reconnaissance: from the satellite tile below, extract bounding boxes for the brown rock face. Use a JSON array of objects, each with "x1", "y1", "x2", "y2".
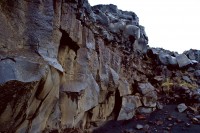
[{"x1": 0, "y1": 0, "x2": 199, "y2": 133}]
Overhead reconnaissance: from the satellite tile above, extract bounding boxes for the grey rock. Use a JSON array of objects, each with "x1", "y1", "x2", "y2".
[
  {"x1": 184, "y1": 49, "x2": 200, "y2": 62},
  {"x1": 177, "y1": 103, "x2": 187, "y2": 113},
  {"x1": 158, "y1": 53, "x2": 170, "y2": 65},
  {"x1": 158, "y1": 53, "x2": 177, "y2": 66},
  {"x1": 109, "y1": 21, "x2": 125, "y2": 33},
  {"x1": 195, "y1": 115, "x2": 200, "y2": 120},
  {"x1": 39, "y1": 53, "x2": 64, "y2": 72},
  {"x1": 154, "y1": 76, "x2": 163, "y2": 82},
  {"x1": 93, "y1": 9, "x2": 109, "y2": 26},
  {"x1": 136, "y1": 124, "x2": 143, "y2": 130},
  {"x1": 78, "y1": 74, "x2": 100, "y2": 112},
  {"x1": 168, "y1": 56, "x2": 178, "y2": 66},
  {"x1": 117, "y1": 96, "x2": 142, "y2": 120},
  {"x1": 0, "y1": 57, "x2": 47, "y2": 84},
  {"x1": 109, "y1": 67, "x2": 120, "y2": 87},
  {"x1": 138, "y1": 83, "x2": 155, "y2": 95},
  {"x1": 182, "y1": 76, "x2": 192, "y2": 83},
  {"x1": 157, "y1": 102, "x2": 164, "y2": 110},
  {"x1": 137, "y1": 107, "x2": 154, "y2": 114},
  {"x1": 124, "y1": 25, "x2": 140, "y2": 40},
  {"x1": 142, "y1": 91, "x2": 157, "y2": 107},
  {"x1": 60, "y1": 81, "x2": 88, "y2": 93},
  {"x1": 176, "y1": 54, "x2": 192, "y2": 68},
  {"x1": 188, "y1": 67, "x2": 195, "y2": 72},
  {"x1": 185, "y1": 50, "x2": 196, "y2": 60},
  {"x1": 191, "y1": 60, "x2": 198, "y2": 65},
  {"x1": 194, "y1": 70, "x2": 200, "y2": 78},
  {"x1": 118, "y1": 78, "x2": 131, "y2": 97},
  {"x1": 192, "y1": 89, "x2": 200, "y2": 102}
]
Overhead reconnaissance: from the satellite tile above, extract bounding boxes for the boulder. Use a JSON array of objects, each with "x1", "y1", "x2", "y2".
[
  {"x1": 136, "y1": 124, "x2": 143, "y2": 130},
  {"x1": 176, "y1": 54, "x2": 192, "y2": 68},
  {"x1": 184, "y1": 49, "x2": 200, "y2": 62},
  {"x1": 137, "y1": 107, "x2": 155, "y2": 114},
  {"x1": 158, "y1": 52, "x2": 177, "y2": 66},
  {"x1": 168, "y1": 56, "x2": 178, "y2": 66},
  {"x1": 124, "y1": 25, "x2": 140, "y2": 40},
  {"x1": 177, "y1": 103, "x2": 187, "y2": 113},
  {"x1": 138, "y1": 83, "x2": 155, "y2": 95},
  {"x1": 93, "y1": 9, "x2": 109, "y2": 26},
  {"x1": 158, "y1": 53, "x2": 170, "y2": 65},
  {"x1": 117, "y1": 96, "x2": 142, "y2": 120},
  {"x1": 182, "y1": 76, "x2": 192, "y2": 83},
  {"x1": 142, "y1": 91, "x2": 157, "y2": 107},
  {"x1": 109, "y1": 21, "x2": 125, "y2": 33}
]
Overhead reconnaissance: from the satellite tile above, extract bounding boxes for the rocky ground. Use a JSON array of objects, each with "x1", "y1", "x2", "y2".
[{"x1": 93, "y1": 104, "x2": 200, "y2": 133}]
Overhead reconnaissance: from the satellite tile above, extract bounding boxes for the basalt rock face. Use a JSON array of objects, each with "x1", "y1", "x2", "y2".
[{"x1": 0, "y1": 0, "x2": 199, "y2": 133}]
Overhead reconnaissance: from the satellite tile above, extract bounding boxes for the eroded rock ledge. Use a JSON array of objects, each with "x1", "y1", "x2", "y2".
[{"x1": 0, "y1": 0, "x2": 199, "y2": 133}]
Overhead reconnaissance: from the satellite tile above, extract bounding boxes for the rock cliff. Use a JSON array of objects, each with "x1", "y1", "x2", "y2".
[{"x1": 0, "y1": 0, "x2": 199, "y2": 133}]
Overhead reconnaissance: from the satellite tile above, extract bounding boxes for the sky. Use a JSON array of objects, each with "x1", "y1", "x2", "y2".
[{"x1": 89, "y1": 0, "x2": 200, "y2": 53}]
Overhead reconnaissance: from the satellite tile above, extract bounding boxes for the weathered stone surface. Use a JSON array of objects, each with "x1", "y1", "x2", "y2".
[
  {"x1": 136, "y1": 124, "x2": 144, "y2": 130},
  {"x1": 124, "y1": 25, "x2": 140, "y2": 40},
  {"x1": 78, "y1": 74, "x2": 100, "y2": 112},
  {"x1": 109, "y1": 21, "x2": 126, "y2": 33},
  {"x1": 61, "y1": 3, "x2": 82, "y2": 45},
  {"x1": 176, "y1": 54, "x2": 192, "y2": 68},
  {"x1": 194, "y1": 70, "x2": 200, "y2": 78},
  {"x1": 168, "y1": 56, "x2": 178, "y2": 66},
  {"x1": 118, "y1": 78, "x2": 131, "y2": 97},
  {"x1": 137, "y1": 107, "x2": 155, "y2": 114},
  {"x1": 142, "y1": 91, "x2": 157, "y2": 107},
  {"x1": 0, "y1": 56, "x2": 47, "y2": 84},
  {"x1": 158, "y1": 53, "x2": 170, "y2": 65},
  {"x1": 90, "y1": 94, "x2": 115, "y2": 122},
  {"x1": 61, "y1": 81, "x2": 88, "y2": 93},
  {"x1": 138, "y1": 83, "x2": 155, "y2": 95},
  {"x1": 191, "y1": 89, "x2": 200, "y2": 102},
  {"x1": 184, "y1": 49, "x2": 200, "y2": 62},
  {"x1": 182, "y1": 76, "x2": 192, "y2": 83},
  {"x1": 118, "y1": 96, "x2": 142, "y2": 120},
  {"x1": 157, "y1": 52, "x2": 178, "y2": 66},
  {"x1": 177, "y1": 103, "x2": 188, "y2": 113}
]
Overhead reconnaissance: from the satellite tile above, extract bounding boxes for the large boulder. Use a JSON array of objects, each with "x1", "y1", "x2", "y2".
[
  {"x1": 184, "y1": 49, "x2": 200, "y2": 62},
  {"x1": 124, "y1": 25, "x2": 140, "y2": 40},
  {"x1": 176, "y1": 54, "x2": 192, "y2": 68},
  {"x1": 158, "y1": 53, "x2": 177, "y2": 66}
]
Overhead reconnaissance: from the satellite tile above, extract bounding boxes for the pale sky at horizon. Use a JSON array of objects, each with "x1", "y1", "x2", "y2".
[{"x1": 89, "y1": 0, "x2": 200, "y2": 53}]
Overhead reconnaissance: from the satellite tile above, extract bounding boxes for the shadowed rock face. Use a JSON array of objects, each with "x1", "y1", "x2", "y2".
[{"x1": 0, "y1": 0, "x2": 199, "y2": 133}]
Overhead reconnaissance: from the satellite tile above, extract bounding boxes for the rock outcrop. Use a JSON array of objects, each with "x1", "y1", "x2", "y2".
[{"x1": 0, "y1": 0, "x2": 199, "y2": 133}]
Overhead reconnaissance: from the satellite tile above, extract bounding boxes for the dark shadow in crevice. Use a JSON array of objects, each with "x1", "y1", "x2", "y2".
[
  {"x1": 111, "y1": 89, "x2": 122, "y2": 120},
  {"x1": 59, "y1": 29, "x2": 80, "y2": 54}
]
